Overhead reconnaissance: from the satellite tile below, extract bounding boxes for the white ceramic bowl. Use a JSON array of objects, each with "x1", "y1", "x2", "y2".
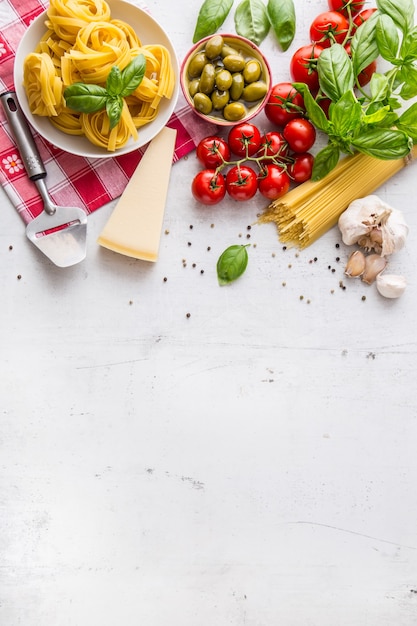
[{"x1": 14, "y1": 0, "x2": 179, "y2": 158}]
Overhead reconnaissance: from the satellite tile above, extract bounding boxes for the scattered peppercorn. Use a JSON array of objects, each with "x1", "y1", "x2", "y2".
[
  {"x1": 187, "y1": 242, "x2": 192, "y2": 246},
  {"x1": 207, "y1": 246, "x2": 211, "y2": 251},
  {"x1": 17, "y1": 274, "x2": 21, "y2": 280},
  {"x1": 361, "y1": 295, "x2": 366, "y2": 301},
  {"x1": 336, "y1": 257, "x2": 340, "y2": 262},
  {"x1": 163, "y1": 277, "x2": 167, "y2": 282},
  {"x1": 186, "y1": 313, "x2": 191, "y2": 318},
  {"x1": 189, "y1": 225, "x2": 193, "y2": 229},
  {"x1": 335, "y1": 243, "x2": 340, "y2": 248},
  {"x1": 9, "y1": 245, "x2": 13, "y2": 250},
  {"x1": 200, "y1": 270, "x2": 204, "y2": 274}
]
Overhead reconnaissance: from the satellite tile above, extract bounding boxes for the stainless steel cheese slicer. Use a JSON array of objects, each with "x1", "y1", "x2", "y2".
[{"x1": 1, "y1": 91, "x2": 87, "y2": 267}]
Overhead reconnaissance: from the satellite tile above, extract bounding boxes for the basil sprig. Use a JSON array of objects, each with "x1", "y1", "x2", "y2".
[
  {"x1": 64, "y1": 54, "x2": 146, "y2": 129},
  {"x1": 296, "y1": 0, "x2": 417, "y2": 181},
  {"x1": 193, "y1": 0, "x2": 296, "y2": 49},
  {"x1": 217, "y1": 244, "x2": 249, "y2": 285}
]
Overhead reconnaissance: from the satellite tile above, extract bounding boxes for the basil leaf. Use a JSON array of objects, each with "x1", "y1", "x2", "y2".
[
  {"x1": 217, "y1": 244, "x2": 249, "y2": 285},
  {"x1": 350, "y1": 12, "x2": 379, "y2": 75},
  {"x1": 362, "y1": 105, "x2": 391, "y2": 125},
  {"x1": 369, "y1": 72, "x2": 390, "y2": 102},
  {"x1": 106, "y1": 96, "x2": 124, "y2": 129},
  {"x1": 192, "y1": 0, "x2": 234, "y2": 43},
  {"x1": 120, "y1": 54, "x2": 146, "y2": 96},
  {"x1": 64, "y1": 83, "x2": 108, "y2": 113},
  {"x1": 311, "y1": 144, "x2": 340, "y2": 181},
  {"x1": 318, "y1": 44, "x2": 354, "y2": 102},
  {"x1": 267, "y1": 0, "x2": 296, "y2": 51},
  {"x1": 235, "y1": 0, "x2": 270, "y2": 46},
  {"x1": 351, "y1": 128, "x2": 412, "y2": 159},
  {"x1": 329, "y1": 91, "x2": 361, "y2": 136},
  {"x1": 397, "y1": 103, "x2": 417, "y2": 141},
  {"x1": 398, "y1": 65, "x2": 417, "y2": 99},
  {"x1": 292, "y1": 82, "x2": 329, "y2": 132},
  {"x1": 106, "y1": 66, "x2": 123, "y2": 96},
  {"x1": 401, "y1": 27, "x2": 417, "y2": 62},
  {"x1": 376, "y1": 0, "x2": 414, "y2": 34},
  {"x1": 376, "y1": 14, "x2": 400, "y2": 63}
]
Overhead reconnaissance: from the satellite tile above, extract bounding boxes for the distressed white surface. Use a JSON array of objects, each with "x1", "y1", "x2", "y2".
[{"x1": 1, "y1": 0, "x2": 417, "y2": 624}]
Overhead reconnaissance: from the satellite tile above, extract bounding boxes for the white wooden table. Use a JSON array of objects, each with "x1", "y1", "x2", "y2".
[{"x1": 2, "y1": 1, "x2": 417, "y2": 624}]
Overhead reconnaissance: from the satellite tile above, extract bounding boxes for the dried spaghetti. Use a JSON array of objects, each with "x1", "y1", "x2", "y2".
[{"x1": 259, "y1": 145, "x2": 417, "y2": 249}]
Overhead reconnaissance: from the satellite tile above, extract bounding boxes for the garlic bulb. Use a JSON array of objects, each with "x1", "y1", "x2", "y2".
[
  {"x1": 338, "y1": 195, "x2": 409, "y2": 256},
  {"x1": 376, "y1": 274, "x2": 407, "y2": 299}
]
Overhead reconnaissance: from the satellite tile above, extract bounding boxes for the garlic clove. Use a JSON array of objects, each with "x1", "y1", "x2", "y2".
[
  {"x1": 345, "y1": 250, "x2": 366, "y2": 277},
  {"x1": 376, "y1": 273, "x2": 407, "y2": 299},
  {"x1": 362, "y1": 254, "x2": 387, "y2": 284}
]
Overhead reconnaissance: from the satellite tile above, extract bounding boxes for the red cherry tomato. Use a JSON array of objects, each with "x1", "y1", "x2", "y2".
[
  {"x1": 290, "y1": 44, "x2": 324, "y2": 92},
  {"x1": 310, "y1": 11, "x2": 349, "y2": 48},
  {"x1": 264, "y1": 82, "x2": 305, "y2": 127},
  {"x1": 226, "y1": 165, "x2": 258, "y2": 201},
  {"x1": 196, "y1": 136, "x2": 231, "y2": 168},
  {"x1": 227, "y1": 123, "x2": 261, "y2": 158},
  {"x1": 283, "y1": 118, "x2": 316, "y2": 153},
  {"x1": 357, "y1": 60, "x2": 377, "y2": 86},
  {"x1": 258, "y1": 165, "x2": 291, "y2": 200},
  {"x1": 327, "y1": 0, "x2": 365, "y2": 16},
  {"x1": 258, "y1": 131, "x2": 288, "y2": 159},
  {"x1": 191, "y1": 169, "x2": 226, "y2": 205},
  {"x1": 353, "y1": 8, "x2": 378, "y2": 28},
  {"x1": 288, "y1": 153, "x2": 315, "y2": 183}
]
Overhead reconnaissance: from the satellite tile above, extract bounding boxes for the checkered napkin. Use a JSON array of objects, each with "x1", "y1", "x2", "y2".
[{"x1": 0, "y1": 0, "x2": 214, "y2": 224}]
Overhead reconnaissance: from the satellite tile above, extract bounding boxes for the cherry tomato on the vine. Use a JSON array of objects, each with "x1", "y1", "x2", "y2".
[
  {"x1": 192, "y1": 169, "x2": 226, "y2": 205},
  {"x1": 357, "y1": 60, "x2": 377, "y2": 86},
  {"x1": 227, "y1": 123, "x2": 262, "y2": 158},
  {"x1": 310, "y1": 11, "x2": 349, "y2": 48},
  {"x1": 258, "y1": 165, "x2": 291, "y2": 200},
  {"x1": 283, "y1": 118, "x2": 316, "y2": 154},
  {"x1": 288, "y1": 153, "x2": 315, "y2": 183},
  {"x1": 264, "y1": 82, "x2": 305, "y2": 127},
  {"x1": 327, "y1": 0, "x2": 365, "y2": 16},
  {"x1": 226, "y1": 165, "x2": 258, "y2": 201},
  {"x1": 353, "y1": 8, "x2": 378, "y2": 28},
  {"x1": 258, "y1": 131, "x2": 288, "y2": 159},
  {"x1": 290, "y1": 44, "x2": 324, "y2": 92},
  {"x1": 196, "y1": 136, "x2": 231, "y2": 169}
]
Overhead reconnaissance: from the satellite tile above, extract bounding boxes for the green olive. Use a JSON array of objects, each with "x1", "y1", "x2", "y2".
[
  {"x1": 198, "y1": 63, "x2": 216, "y2": 94},
  {"x1": 242, "y1": 81, "x2": 268, "y2": 102},
  {"x1": 229, "y1": 73, "x2": 244, "y2": 101},
  {"x1": 193, "y1": 92, "x2": 213, "y2": 115},
  {"x1": 221, "y1": 44, "x2": 238, "y2": 58},
  {"x1": 188, "y1": 78, "x2": 200, "y2": 98},
  {"x1": 205, "y1": 35, "x2": 224, "y2": 59},
  {"x1": 215, "y1": 69, "x2": 233, "y2": 91},
  {"x1": 222, "y1": 54, "x2": 246, "y2": 72},
  {"x1": 243, "y1": 59, "x2": 262, "y2": 84},
  {"x1": 223, "y1": 102, "x2": 246, "y2": 121},
  {"x1": 211, "y1": 89, "x2": 230, "y2": 110},
  {"x1": 187, "y1": 52, "x2": 207, "y2": 79}
]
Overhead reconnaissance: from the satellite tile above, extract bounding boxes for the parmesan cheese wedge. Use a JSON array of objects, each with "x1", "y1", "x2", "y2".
[{"x1": 97, "y1": 126, "x2": 177, "y2": 261}]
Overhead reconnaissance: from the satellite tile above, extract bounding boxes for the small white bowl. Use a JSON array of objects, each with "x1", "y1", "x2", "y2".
[
  {"x1": 181, "y1": 33, "x2": 272, "y2": 127},
  {"x1": 13, "y1": 0, "x2": 179, "y2": 158}
]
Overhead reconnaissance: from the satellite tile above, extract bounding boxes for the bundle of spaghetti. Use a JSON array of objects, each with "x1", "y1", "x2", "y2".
[
  {"x1": 46, "y1": 0, "x2": 111, "y2": 43},
  {"x1": 50, "y1": 108, "x2": 83, "y2": 134},
  {"x1": 126, "y1": 95, "x2": 158, "y2": 127},
  {"x1": 259, "y1": 146, "x2": 417, "y2": 249},
  {"x1": 23, "y1": 52, "x2": 64, "y2": 116},
  {"x1": 81, "y1": 101, "x2": 138, "y2": 150},
  {"x1": 110, "y1": 19, "x2": 141, "y2": 48},
  {"x1": 63, "y1": 21, "x2": 133, "y2": 84}
]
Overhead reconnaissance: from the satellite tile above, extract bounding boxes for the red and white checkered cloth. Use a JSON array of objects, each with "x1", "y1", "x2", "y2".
[{"x1": 0, "y1": 0, "x2": 214, "y2": 224}]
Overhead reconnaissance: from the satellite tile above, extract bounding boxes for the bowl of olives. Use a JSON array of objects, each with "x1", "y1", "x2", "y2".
[{"x1": 180, "y1": 34, "x2": 272, "y2": 126}]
